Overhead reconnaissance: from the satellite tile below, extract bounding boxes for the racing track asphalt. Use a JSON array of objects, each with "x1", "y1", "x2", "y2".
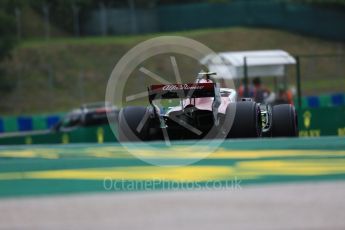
[{"x1": 0, "y1": 181, "x2": 345, "y2": 230}]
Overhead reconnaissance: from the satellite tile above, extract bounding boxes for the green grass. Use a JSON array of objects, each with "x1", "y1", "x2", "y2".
[
  {"x1": 2, "y1": 26, "x2": 345, "y2": 115},
  {"x1": 19, "y1": 27, "x2": 233, "y2": 48}
]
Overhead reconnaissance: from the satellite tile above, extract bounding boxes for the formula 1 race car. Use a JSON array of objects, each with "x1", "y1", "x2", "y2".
[
  {"x1": 118, "y1": 72, "x2": 298, "y2": 141},
  {"x1": 52, "y1": 102, "x2": 119, "y2": 132}
]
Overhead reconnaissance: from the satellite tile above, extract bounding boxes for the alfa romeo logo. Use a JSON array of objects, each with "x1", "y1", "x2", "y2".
[
  {"x1": 105, "y1": 36, "x2": 235, "y2": 166},
  {"x1": 162, "y1": 84, "x2": 205, "y2": 91}
]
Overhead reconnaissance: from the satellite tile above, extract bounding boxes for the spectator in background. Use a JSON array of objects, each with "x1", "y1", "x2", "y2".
[
  {"x1": 275, "y1": 85, "x2": 294, "y2": 105},
  {"x1": 252, "y1": 77, "x2": 271, "y2": 103},
  {"x1": 238, "y1": 80, "x2": 255, "y2": 98},
  {"x1": 239, "y1": 77, "x2": 271, "y2": 103}
]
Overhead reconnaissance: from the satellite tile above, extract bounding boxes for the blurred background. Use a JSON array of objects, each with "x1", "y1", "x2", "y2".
[{"x1": 0, "y1": 0, "x2": 344, "y2": 142}]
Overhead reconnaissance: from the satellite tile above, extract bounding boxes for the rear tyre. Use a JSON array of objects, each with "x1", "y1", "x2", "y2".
[
  {"x1": 118, "y1": 106, "x2": 151, "y2": 142},
  {"x1": 227, "y1": 101, "x2": 262, "y2": 138},
  {"x1": 271, "y1": 104, "x2": 298, "y2": 137}
]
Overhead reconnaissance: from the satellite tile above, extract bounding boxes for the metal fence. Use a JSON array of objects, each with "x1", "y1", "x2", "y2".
[
  {"x1": 12, "y1": 1, "x2": 345, "y2": 40},
  {"x1": 294, "y1": 54, "x2": 345, "y2": 108}
]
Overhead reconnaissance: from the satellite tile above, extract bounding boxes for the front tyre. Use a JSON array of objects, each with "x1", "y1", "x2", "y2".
[{"x1": 271, "y1": 104, "x2": 298, "y2": 137}]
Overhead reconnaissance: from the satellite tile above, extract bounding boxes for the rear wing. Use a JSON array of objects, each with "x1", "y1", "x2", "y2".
[{"x1": 148, "y1": 83, "x2": 215, "y2": 103}]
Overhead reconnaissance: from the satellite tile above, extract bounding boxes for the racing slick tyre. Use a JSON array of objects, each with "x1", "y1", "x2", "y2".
[
  {"x1": 227, "y1": 101, "x2": 262, "y2": 138},
  {"x1": 271, "y1": 104, "x2": 298, "y2": 137},
  {"x1": 118, "y1": 106, "x2": 151, "y2": 142}
]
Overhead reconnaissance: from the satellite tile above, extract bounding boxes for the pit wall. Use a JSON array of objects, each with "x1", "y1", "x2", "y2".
[
  {"x1": 297, "y1": 107, "x2": 345, "y2": 137},
  {"x1": 1, "y1": 93, "x2": 344, "y2": 134},
  {"x1": 0, "y1": 125, "x2": 116, "y2": 145},
  {"x1": 0, "y1": 113, "x2": 64, "y2": 133},
  {"x1": 294, "y1": 93, "x2": 345, "y2": 109},
  {"x1": 0, "y1": 105, "x2": 344, "y2": 145}
]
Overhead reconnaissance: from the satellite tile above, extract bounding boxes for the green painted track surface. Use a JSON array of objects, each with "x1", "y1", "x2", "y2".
[{"x1": 0, "y1": 136, "x2": 345, "y2": 198}]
